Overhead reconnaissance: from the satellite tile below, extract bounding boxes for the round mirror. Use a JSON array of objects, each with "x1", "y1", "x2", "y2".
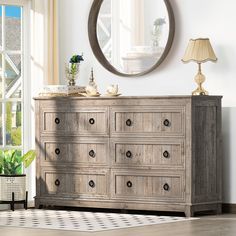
[{"x1": 88, "y1": 0, "x2": 175, "y2": 77}]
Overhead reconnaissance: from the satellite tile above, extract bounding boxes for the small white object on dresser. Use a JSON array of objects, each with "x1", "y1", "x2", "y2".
[{"x1": 34, "y1": 96, "x2": 222, "y2": 217}]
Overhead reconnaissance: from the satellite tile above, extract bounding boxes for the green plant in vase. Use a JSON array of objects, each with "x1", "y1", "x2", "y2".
[
  {"x1": 0, "y1": 149, "x2": 36, "y2": 175},
  {"x1": 65, "y1": 54, "x2": 84, "y2": 86},
  {"x1": 0, "y1": 149, "x2": 36, "y2": 206},
  {"x1": 151, "y1": 18, "x2": 166, "y2": 47}
]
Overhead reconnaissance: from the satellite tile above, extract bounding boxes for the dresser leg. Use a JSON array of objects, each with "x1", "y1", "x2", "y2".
[
  {"x1": 216, "y1": 204, "x2": 222, "y2": 214},
  {"x1": 185, "y1": 206, "x2": 194, "y2": 217},
  {"x1": 35, "y1": 200, "x2": 43, "y2": 209},
  {"x1": 121, "y1": 209, "x2": 128, "y2": 214}
]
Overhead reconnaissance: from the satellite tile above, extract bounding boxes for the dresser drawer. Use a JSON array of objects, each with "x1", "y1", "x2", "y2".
[
  {"x1": 111, "y1": 107, "x2": 185, "y2": 137},
  {"x1": 41, "y1": 108, "x2": 108, "y2": 136},
  {"x1": 41, "y1": 139, "x2": 108, "y2": 166},
  {"x1": 41, "y1": 168, "x2": 109, "y2": 198},
  {"x1": 111, "y1": 170, "x2": 185, "y2": 202},
  {"x1": 111, "y1": 138, "x2": 184, "y2": 168}
]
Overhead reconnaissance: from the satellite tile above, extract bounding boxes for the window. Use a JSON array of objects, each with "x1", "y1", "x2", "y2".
[
  {"x1": 0, "y1": 0, "x2": 30, "y2": 154},
  {"x1": 97, "y1": 0, "x2": 112, "y2": 62}
]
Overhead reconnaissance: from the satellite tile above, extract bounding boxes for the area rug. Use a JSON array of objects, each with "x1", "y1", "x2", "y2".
[{"x1": 0, "y1": 209, "x2": 197, "y2": 232}]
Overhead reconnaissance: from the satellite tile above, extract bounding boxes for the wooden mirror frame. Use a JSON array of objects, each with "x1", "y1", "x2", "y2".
[{"x1": 88, "y1": 0, "x2": 175, "y2": 77}]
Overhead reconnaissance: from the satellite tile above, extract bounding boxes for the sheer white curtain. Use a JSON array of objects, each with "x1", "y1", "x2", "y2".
[
  {"x1": 31, "y1": 0, "x2": 59, "y2": 86},
  {"x1": 131, "y1": 0, "x2": 145, "y2": 46},
  {"x1": 29, "y1": 0, "x2": 59, "y2": 205}
]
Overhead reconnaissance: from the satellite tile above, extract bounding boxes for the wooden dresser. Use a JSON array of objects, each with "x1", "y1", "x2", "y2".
[{"x1": 34, "y1": 96, "x2": 222, "y2": 217}]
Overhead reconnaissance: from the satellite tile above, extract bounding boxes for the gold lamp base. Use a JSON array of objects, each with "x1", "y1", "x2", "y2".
[
  {"x1": 192, "y1": 87, "x2": 209, "y2": 96},
  {"x1": 192, "y1": 63, "x2": 209, "y2": 96}
]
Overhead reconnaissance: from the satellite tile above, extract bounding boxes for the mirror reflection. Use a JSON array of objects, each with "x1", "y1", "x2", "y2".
[{"x1": 96, "y1": 0, "x2": 171, "y2": 75}]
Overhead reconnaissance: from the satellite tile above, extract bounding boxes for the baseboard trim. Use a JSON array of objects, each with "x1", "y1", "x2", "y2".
[
  {"x1": 222, "y1": 204, "x2": 236, "y2": 213},
  {"x1": 28, "y1": 200, "x2": 35, "y2": 208},
  {"x1": 2, "y1": 202, "x2": 235, "y2": 213},
  {"x1": 0, "y1": 200, "x2": 34, "y2": 211}
]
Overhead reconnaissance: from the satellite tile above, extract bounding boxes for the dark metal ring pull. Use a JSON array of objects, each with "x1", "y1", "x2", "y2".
[
  {"x1": 55, "y1": 148, "x2": 60, "y2": 155},
  {"x1": 127, "y1": 181, "x2": 132, "y2": 188},
  {"x1": 163, "y1": 119, "x2": 170, "y2": 127},
  {"x1": 163, "y1": 151, "x2": 170, "y2": 158},
  {"x1": 89, "y1": 150, "x2": 96, "y2": 158},
  {"x1": 163, "y1": 183, "x2": 170, "y2": 191},
  {"x1": 126, "y1": 151, "x2": 132, "y2": 158},
  {"x1": 89, "y1": 118, "x2": 95, "y2": 125},
  {"x1": 55, "y1": 179, "x2": 60, "y2": 186},
  {"x1": 89, "y1": 180, "x2": 95, "y2": 188},
  {"x1": 55, "y1": 118, "x2": 60, "y2": 124},
  {"x1": 126, "y1": 119, "x2": 132, "y2": 127}
]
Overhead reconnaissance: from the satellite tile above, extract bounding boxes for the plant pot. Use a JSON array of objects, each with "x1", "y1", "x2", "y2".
[
  {"x1": 65, "y1": 63, "x2": 80, "y2": 86},
  {"x1": 0, "y1": 174, "x2": 26, "y2": 201}
]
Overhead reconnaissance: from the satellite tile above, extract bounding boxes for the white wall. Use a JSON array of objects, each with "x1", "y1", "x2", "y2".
[{"x1": 58, "y1": 0, "x2": 236, "y2": 203}]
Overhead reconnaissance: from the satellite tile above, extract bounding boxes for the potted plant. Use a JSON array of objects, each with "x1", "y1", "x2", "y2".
[
  {"x1": 65, "y1": 54, "x2": 84, "y2": 86},
  {"x1": 0, "y1": 149, "x2": 36, "y2": 209},
  {"x1": 151, "y1": 18, "x2": 166, "y2": 47}
]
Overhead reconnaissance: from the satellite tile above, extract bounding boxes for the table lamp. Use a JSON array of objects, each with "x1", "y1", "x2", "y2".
[{"x1": 182, "y1": 38, "x2": 217, "y2": 95}]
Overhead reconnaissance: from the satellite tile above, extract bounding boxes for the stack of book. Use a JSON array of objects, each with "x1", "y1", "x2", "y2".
[{"x1": 39, "y1": 85, "x2": 86, "y2": 96}]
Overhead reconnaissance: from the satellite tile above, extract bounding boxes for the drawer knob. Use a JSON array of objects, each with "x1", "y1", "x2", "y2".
[
  {"x1": 127, "y1": 181, "x2": 133, "y2": 188},
  {"x1": 55, "y1": 148, "x2": 60, "y2": 155},
  {"x1": 163, "y1": 119, "x2": 170, "y2": 127},
  {"x1": 126, "y1": 151, "x2": 132, "y2": 158},
  {"x1": 126, "y1": 119, "x2": 132, "y2": 127},
  {"x1": 55, "y1": 179, "x2": 60, "y2": 186},
  {"x1": 89, "y1": 150, "x2": 96, "y2": 158},
  {"x1": 55, "y1": 118, "x2": 60, "y2": 124},
  {"x1": 163, "y1": 151, "x2": 170, "y2": 158},
  {"x1": 163, "y1": 183, "x2": 170, "y2": 191},
  {"x1": 89, "y1": 180, "x2": 95, "y2": 188},
  {"x1": 89, "y1": 118, "x2": 95, "y2": 125}
]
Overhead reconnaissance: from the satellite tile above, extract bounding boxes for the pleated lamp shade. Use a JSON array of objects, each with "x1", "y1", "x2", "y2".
[{"x1": 182, "y1": 38, "x2": 217, "y2": 63}]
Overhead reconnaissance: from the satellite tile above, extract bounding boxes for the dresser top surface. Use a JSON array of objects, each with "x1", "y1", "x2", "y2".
[{"x1": 34, "y1": 95, "x2": 222, "y2": 100}]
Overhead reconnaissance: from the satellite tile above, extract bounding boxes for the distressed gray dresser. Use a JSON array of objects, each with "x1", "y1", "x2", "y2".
[{"x1": 34, "y1": 96, "x2": 222, "y2": 217}]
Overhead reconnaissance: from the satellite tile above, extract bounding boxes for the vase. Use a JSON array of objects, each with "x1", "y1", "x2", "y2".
[
  {"x1": 151, "y1": 25, "x2": 163, "y2": 47},
  {"x1": 65, "y1": 63, "x2": 80, "y2": 86},
  {"x1": 69, "y1": 79, "x2": 76, "y2": 86},
  {"x1": 0, "y1": 174, "x2": 26, "y2": 201}
]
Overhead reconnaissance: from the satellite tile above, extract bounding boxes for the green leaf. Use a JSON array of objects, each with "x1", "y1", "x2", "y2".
[
  {"x1": 22, "y1": 150, "x2": 36, "y2": 168},
  {"x1": 0, "y1": 149, "x2": 36, "y2": 174},
  {"x1": 0, "y1": 150, "x2": 4, "y2": 173},
  {"x1": 14, "y1": 163, "x2": 23, "y2": 175},
  {"x1": 11, "y1": 150, "x2": 18, "y2": 164}
]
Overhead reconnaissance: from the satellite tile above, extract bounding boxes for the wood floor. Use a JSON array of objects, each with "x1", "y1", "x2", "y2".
[{"x1": 0, "y1": 214, "x2": 236, "y2": 236}]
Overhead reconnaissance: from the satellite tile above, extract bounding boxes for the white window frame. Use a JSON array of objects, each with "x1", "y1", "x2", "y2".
[{"x1": 0, "y1": 0, "x2": 31, "y2": 154}]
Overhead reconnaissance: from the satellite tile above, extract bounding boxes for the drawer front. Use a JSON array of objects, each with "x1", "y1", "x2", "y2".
[
  {"x1": 43, "y1": 172, "x2": 69, "y2": 195},
  {"x1": 42, "y1": 109, "x2": 108, "y2": 135},
  {"x1": 41, "y1": 169, "x2": 109, "y2": 198},
  {"x1": 111, "y1": 170, "x2": 185, "y2": 202},
  {"x1": 111, "y1": 107, "x2": 185, "y2": 136},
  {"x1": 42, "y1": 139, "x2": 108, "y2": 166},
  {"x1": 111, "y1": 139, "x2": 184, "y2": 168}
]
